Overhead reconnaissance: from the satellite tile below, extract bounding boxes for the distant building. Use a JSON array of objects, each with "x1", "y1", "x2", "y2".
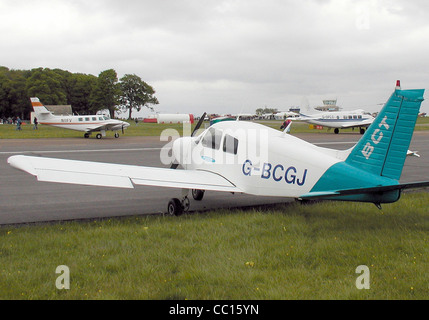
[
  {"x1": 289, "y1": 106, "x2": 300, "y2": 113},
  {"x1": 315, "y1": 99, "x2": 341, "y2": 112}
]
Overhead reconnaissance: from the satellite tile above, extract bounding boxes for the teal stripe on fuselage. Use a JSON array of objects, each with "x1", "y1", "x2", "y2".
[{"x1": 310, "y1": 161, "x2": 398, "y2": 193}]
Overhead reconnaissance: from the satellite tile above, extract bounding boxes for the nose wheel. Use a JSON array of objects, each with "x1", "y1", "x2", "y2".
[
  {"x1": 167, "y1": 196, "x2": 190, "y2": 216},
  {"x1": 191, "y1": 189, "x2": 205, "y2": 201}
]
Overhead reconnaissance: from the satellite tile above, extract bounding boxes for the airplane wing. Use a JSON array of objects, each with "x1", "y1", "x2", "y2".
[
  {"x1": 298, "y1": 181, "x2": 429, "y2": 201},
  {"x1": 7, "y1": 155, "x2": 241, "y2": 193},
  {"x1": 339, "y1": 122, "x2": 372, "y2": 129},
  {"x1": 85, "y1": 123, "x2": 125, "y2": 132}
]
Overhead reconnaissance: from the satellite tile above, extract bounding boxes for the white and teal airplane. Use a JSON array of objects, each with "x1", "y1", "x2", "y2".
[{"x1": 8, "y1": 81, "x2": 427, "y2": 215}]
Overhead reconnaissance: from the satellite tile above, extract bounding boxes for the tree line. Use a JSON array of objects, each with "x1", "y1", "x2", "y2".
[{"x1": 0, "y1": 66, "x2": 159, "y2": 120}]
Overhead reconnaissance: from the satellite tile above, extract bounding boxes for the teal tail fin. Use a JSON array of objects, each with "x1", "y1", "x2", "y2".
[{"x1": 346, "y1": 81, "x2": 425, "y2": 181}]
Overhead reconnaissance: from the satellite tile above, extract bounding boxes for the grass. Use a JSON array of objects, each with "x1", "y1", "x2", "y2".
[
  {"x1": 1, "y1": 117, "x2": 429, "y2": 139},
  {"x1": 0, "y1": 191, "x2": 428, "y2": 300}
]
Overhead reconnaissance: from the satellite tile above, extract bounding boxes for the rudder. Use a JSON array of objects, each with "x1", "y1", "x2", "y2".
[
  {"x1": 31, "y1": 97, "x2": 51, "y2": 115},
  {"x1": 346, "y1": 82, "x2": 424, "y2": 181}
]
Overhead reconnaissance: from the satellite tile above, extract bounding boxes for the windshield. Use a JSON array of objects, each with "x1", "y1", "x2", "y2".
[{"x1": 201, "y1": 127, "x2": 223, "y2": 150}]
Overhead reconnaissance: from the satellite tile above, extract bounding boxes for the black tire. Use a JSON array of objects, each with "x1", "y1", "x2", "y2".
[
  {"x1": 96, "y1": 133, "x2": 102, "y2": 139},
  {"x1": 114, "y1": 132, "x2": 119, "y2": 138},
  {"x1": 84, "y1": 133, "x2": 90, "y2": 138},
  {"x1": 360, "y1": 128, "x2": 365, "y2": 134},
  {"x1": 334, "y1": 128, "x2": 339, "y2": 134},
  {"x1": 167, "y1": 198, "x2": 183, "y2": 216},
  {"x1": 192, "y1": 189, "x2": 205, "y2": 201}
]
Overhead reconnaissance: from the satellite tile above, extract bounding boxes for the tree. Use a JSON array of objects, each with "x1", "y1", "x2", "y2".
[
  {"x1": 90, "y1": 69, "x2": 120, "y2": 118},
  {"x1": 68, "y1": 73, "x2": 98, "y2": 115},
  {"x1": 26, "y1": 68, "x2": 67, "y2": 105},
  {"x1": 119, "y1": 74, "x2": 159, "y2": 119},
  {"x1": 255, "y1": 107, "x2": 278, "y2": 116}
]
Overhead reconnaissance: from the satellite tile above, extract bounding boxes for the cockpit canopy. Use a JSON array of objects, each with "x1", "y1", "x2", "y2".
[{"x1": 198, "y1": 127, "x2": 239, "y2": 155}]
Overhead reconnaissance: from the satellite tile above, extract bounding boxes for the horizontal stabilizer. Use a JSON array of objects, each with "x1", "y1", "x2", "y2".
[{"x1": 299, "y1": 181, "x2": 429, "y2": 202}]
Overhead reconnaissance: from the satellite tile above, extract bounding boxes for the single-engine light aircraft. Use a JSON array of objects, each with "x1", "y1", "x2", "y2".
[
  {"x1": 8, "y1": 82, "x2": 428, "y2": 215},
  {"x1": 31, "y1": 97, "x2": 130, "y2": 139}
]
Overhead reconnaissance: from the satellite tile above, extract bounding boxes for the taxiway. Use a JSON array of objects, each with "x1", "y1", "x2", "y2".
[{"x1": 1, "y1": 132, "x2": 428, "y2": 225}]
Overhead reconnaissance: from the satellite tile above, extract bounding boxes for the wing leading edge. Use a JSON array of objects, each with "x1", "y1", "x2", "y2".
[{"x1": 7, "y1": 155, "x2": 241, "y2": 193}]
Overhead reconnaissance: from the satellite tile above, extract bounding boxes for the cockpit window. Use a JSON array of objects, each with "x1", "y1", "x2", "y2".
[
  {"x1": 223, "y1": 134, "x2": 238, "y2": 155},
  {"x1": 201, "y1": 127, "x2": 222, "y2": 150}
]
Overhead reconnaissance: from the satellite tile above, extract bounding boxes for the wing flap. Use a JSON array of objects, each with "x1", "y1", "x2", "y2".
[{"x1": 8, "y1": 155, "x2": 240, "y2": 192}]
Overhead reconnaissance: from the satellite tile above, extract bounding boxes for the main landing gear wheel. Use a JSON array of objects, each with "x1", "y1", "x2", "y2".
[
  {"x1": 96, "y1": 133, "x2": 102, "y2": 139},
  {"x1": 114, "y1": 132, "x2": 119, "y2": 138},
  {"x1": 84, "y1": 133, "x2": 90, "y2": 139},
  {"x1": 192, "y1": 189, "x2": 205, "y2": 201},
  {"x1": 360, "y1": 128, "x2": 365, "y2": 134},
  {"x1": 167, "y1": 197, "x2": 190, "y2": 216},
  {"x1": 334, "y1": 128, "x2": 339, "y2": 134}
]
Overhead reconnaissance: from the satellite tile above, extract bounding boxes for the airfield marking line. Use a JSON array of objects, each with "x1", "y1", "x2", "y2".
[
  {"x1": 314, "y1": 141, "x2": 356, "y2": 145},
  {"x1": 0, "y1": 147, "x2": 164, "y2": 155},
  {"x1": 0, "y1": 142, "x2": 356, "y2": 155}
]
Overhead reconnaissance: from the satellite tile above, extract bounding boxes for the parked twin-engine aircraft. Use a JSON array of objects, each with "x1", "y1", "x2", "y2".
[
  {"x1": 31, "y1": 97, "x2": 130, "y2": 139},
  {"x1": 289, "y1": 95, "x2": 379, "y2": 134},
  {"x1": 292, "y1": 109, "x2": 374, "y2": 134},
  {"x1": 8, "y1": 82, "x2": 427, "y2": 215}
]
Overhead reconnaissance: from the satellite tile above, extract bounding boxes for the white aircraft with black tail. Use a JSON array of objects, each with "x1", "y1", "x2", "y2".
[
  {"x1": 31, "y1": 97, "x2": 130, "y2": 139},
  {"x1": 8, "y1": 82, "x2": 428, "y2": 215}
]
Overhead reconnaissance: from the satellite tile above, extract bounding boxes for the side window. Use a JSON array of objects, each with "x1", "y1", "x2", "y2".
[
  {"x1": 78, "y1": 118, "x2": 83, "y2": 122},
  {"x1": 85, "y1": 117, "x2": 90, "y2": 121},
  {"x1": 223, "y1": 134, "x2": 238, "y2": 155},
  {"x1": 92, "y1": 117, "x2": 97, "y2": 121},
  {"x1": 201, "y1": 127, "x2": 222, "y2": 150}
]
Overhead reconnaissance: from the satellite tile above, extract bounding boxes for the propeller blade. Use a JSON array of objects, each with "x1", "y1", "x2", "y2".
[
  {"x1": 170, "y1": 162, "x2": 179, "y2": 169},
  {"x1": 191, "y1": 112, "x2": 206, "y2": 137},
  {"x1": 122, "y1": 125, "x2": 124, "y2": 134}
]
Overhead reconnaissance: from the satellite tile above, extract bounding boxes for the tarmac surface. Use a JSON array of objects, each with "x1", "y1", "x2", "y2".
[{"x1": 1, "y1": 131, "x2": 429, "y2": 225}]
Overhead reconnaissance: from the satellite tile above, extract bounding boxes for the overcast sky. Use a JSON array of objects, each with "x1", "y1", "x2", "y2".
[{"x1": 1, "y1": 0, "x2": 428, "y2": 115}]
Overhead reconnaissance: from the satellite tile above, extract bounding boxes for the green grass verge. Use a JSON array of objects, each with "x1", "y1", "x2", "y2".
[
  {"x1": 1, "y1": 117, "x2": 429, "y2": 139},
  {"x1": 1, "y1": 192, "x2": 428, "y2": 300}
]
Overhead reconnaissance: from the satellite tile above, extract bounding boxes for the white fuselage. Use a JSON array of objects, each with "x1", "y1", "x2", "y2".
[
  {"x1": 172, "y1": 121, "x2": 348, "y2": 198},
  {"x1": 293, "y1": 109, "x2": 374, "y2": 129}
]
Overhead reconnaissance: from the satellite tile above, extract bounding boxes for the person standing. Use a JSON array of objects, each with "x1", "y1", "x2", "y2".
[
  {"x1": 16, "y1": 117, "x2": 22, "y2": 131},
  {"x1": 33, "y1": 117, "x2": 38, "y2": 130}
]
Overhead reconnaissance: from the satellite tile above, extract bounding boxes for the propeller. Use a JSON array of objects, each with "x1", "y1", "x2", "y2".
[
  {"x1": 191, "y1": 112, "x2": 206, "y2": 137},
  {"x1": 170, "y1": 112, "x2": 206, "y2": 169}
]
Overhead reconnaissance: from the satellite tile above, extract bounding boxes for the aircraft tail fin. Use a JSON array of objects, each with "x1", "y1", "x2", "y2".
[
  {"x1": 31, "y1": 97, "x2": 52, "y2": 115},
  {"x1": 345, "y1": 81, "x2": 425, "y2": 181}
]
